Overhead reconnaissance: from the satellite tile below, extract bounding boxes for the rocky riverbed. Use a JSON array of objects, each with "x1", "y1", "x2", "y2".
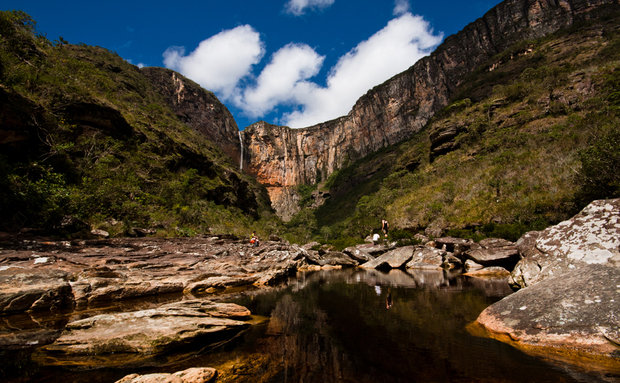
[{"x1": 1, "y1": 199, "x2": 618, "y2": 382}]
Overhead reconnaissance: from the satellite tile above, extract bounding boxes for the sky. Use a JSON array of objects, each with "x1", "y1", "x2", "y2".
[{"x1": 4, "y1": 0, "x2": 502, "y2": 129}]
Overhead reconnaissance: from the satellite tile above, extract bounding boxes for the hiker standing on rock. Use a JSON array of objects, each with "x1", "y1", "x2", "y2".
[{"x1": 381, "y1": 219, "x2": 389, "y2": 238}]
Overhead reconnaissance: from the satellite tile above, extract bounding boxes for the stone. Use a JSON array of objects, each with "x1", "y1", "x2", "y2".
[
  {"x1": 465, "y1": 238, "x2": 519, "y2": 269},
  {"x1": 309, "y1": 251, "x2": 358, "y2": 267},
  {"x1": 343, "y1": 243, "x2": 392, "y2": 263},
  {"x1": 434, "y1": 237, "x2": 474, "y2": 255},
  {"x1": 90, "y1": 229, "x2": 110, "y2": 238},
  {"x1": 511, "y1": 199, "x2": 620, "y2": 288},
  {"x1": 0, "y1": 268, "x2": 74, "y2": 314},
  {"x1": 116, "y1": 367, "x2": 217, "y2": 383},
  {"x1": 406, "y1": 247, "x2": 445, "y2": 270},
  {"x1": 360, "y1": 246, "x2": 414, "y2": 270},
  {"x1": 39, "y1": 300, "x2": 250, "y2": 366},
  {"x1": 473, "y1": 264, "x2": 620, "y2": 372},
  {"x1": 0, "y1": 237, "x2": 311, "y2": 316},
  {"x1": 536, "y1": 199, "x2": 619, "y2": 264}
]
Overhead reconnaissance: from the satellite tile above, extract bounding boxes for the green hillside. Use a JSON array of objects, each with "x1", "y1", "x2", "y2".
[
  {"x1": 0, "y1": 11, "x2": 276, "y2": 237},
  {"x1": 297, "y1": 14, "x2": 619, "y2": 246}
]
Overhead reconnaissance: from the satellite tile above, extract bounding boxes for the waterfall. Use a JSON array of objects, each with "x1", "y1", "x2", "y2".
[{"x1": 238, "y1": 130, "x2": 244, "y2": 171}]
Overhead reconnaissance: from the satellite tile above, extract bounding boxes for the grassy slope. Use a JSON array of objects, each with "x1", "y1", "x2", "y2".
[
  {"x1": 0, "y1": 11, "x2": 276, "y2": 237},
  {"x1": 300, "y1": 15, "x2": 619, "y2": 245}
]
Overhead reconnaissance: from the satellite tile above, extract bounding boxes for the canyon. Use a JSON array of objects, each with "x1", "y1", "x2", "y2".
[{"x1": 230, "y1": 0, "x2": 617, "y2": 219}]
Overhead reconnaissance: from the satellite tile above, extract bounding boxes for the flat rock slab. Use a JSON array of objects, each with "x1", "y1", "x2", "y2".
[
  {"x1": 473, "y1": 264, "x2": 620, "y2": 373},
  {"x1": 0, "y1": 237, "x2": 315, "y2": 314},
  {"x1": 0, "y1": 268, "x2": 73, "y2": 314},
  {"x1": 406, "y1": 247, "x2": 445, "y2": 270},
  {"x1": 116, "y1": 367, "x2": 217, "y2": 383},
  {"x1": 360, "y1": 246, "x2": 414, "y2": 270},
  {"x1": 37, "y1": 300, "x2": 251, "y2": 367}
]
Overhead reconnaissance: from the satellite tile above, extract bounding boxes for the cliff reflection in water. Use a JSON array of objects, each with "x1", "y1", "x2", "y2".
[{"x1": 221, "y1": 269, "x2": 579, "y2": 383}]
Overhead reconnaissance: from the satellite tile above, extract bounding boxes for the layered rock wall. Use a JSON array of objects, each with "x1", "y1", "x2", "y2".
[
  {"x1": 141, "y1": 67, "x2": 242, "y2": 167},
  {"x1": 241, "y1": 0, "x2": 618, "y2": 218}
]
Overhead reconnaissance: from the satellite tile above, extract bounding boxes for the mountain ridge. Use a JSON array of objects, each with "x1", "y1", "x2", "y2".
[{"x1": 241, "y1": 0, "x2": 619, "y2": 219}]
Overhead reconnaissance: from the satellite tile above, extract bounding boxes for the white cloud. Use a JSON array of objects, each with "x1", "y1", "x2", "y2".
[
  {"x1": 284, "y1": 0, "x2": 335, "y2": 16},
  {"x1": 162, "y1": 12, "x2": 442, "y2": 129},
  {"x1": 281, "y1": 13, "x2": 443, "y2": 128},
  {"x1": 241, "y1": 43, "x2": 324, "y2": 117},
  {"x1": 393, "y1": 0, "x2": 410, "y2": 16},
  {"x1": 163, "y1": 25, "x2": 264, "y2": 99}
]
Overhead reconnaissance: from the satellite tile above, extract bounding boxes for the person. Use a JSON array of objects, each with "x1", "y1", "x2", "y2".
[
  {"x1": 381, "y1": 219, "x2": 389, "y2": 238},
  {"x1": 372, "y1": 232, "x2": 380, "y2": 244},
  {"x1": 250, "y1": 232, "x2": 260, "y2": 247}
]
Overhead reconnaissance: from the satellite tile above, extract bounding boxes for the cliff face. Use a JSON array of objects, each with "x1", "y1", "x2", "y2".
[
  {"x1": 141, "y1": 67, "x2": 242, "y2": 168},
  {"x1": 241, "y1": 0, "x2": 618, "y2": 219}
]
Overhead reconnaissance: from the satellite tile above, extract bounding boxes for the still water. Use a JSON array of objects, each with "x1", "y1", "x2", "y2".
[{"x1": 1, "y1": 269, "x2": 603, "y2": 382}]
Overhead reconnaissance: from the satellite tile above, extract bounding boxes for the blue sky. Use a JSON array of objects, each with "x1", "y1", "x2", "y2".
[{"x1": 5, "y1": 0, "x2": 502, "y2": 129}]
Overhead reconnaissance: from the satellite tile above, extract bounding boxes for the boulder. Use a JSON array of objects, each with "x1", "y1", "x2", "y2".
[
  {"x1": 406, "y1": 247, "x2": 445, "y2": 270},
  {"x1": 465, "y1": 238, "x2": 519, "y2": 269},
  {"x1": 116, "y1": 367, "x2": 217, "y2": 383},
  {"x1": 473, "y1": 264, "x2": 620, "y2": 372},
  {"x1": 38, "y1": 300, "x2": 251, "y2": 367},
  {"x1": 0, "y1": 268, "x2": 74, "y2": 314},
  {"x1": 314, "y1": 251, "x2": 358, "y2": 267},
  {"x1": 360, "y1": 246, "x2": 414, "y2": 270},
  {"x1": 511, "y1": 199, "x2": 620, "y2": 288},
  {"x1": 90, "y1": 229, "x2": 110, "y2": 238},
  {"x1": 344, "y1": 243, "x2": 392, "y2": 260},
  {"x1": 433, "y1": 237, "x2": 474, "y2": 255}
]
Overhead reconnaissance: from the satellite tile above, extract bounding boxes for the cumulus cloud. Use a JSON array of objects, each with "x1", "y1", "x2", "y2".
[
  {"x1": 241, "y1": 43, "x2": 324, "y2": 117},
  {"x1": 281, "y1": 13, "x2": 443, "y2": 127},
  {"x1": 162, "y1": 12, "x2": 442, "y2": 129},
  {"x1": 284, "y1": 0, "x2": 335, "y2": 16},
  {"x1": 163, "y1": 25, "x2": 264, "y2": 99},
  {"x1": 393, "y1": 0, "x2": 410, "y2": 16}
]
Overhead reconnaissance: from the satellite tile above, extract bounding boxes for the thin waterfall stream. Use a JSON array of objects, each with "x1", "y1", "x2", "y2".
[{"x1": 238, "y1": 130, "x2": 244, "y2": 171}]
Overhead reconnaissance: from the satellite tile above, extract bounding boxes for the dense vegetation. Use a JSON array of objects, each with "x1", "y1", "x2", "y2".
[
  {"x1": 1, "y1": 10, "x2": 617, "y2": 246},
  {"x1": 288, "y1": 14, "x2": 619, "y2": 247},
  {"x1": 0, "y1": 11, "x2": 276, "y2": 238}
]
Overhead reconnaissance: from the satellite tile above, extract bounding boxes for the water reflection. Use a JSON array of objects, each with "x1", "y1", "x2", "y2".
[
  {"x1": 219, "y1": 269, "x2": 581, "y2": 383},
  {"x1": 1, "y1": 269, "x2": 597, "y2": 382}
]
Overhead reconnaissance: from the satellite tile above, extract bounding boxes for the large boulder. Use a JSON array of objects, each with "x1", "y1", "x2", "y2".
[
  {"x1": 360, "y1": 246, "x2": 413, "y2": 270},
  {"x1": 473, "y1": 264, "x2": 620, "y2": 372},
  {"x1": 433, "y1": 237, "x2": 474, "y2": 255},
  {"x1": 37, "y1": 300, "x2": 251, "y2": 367},
  {"x1": 406, "y1": 247, "x2": 445, "y2": 270},
  {"x1": 343, "y1": 243, "x2": 393, "y2": 263},
  {"x1": 317, "y1": 251, "x2": 358, "y2": 267},
  {"x1": 465, "y1": 238, "x2": 520, "y2": 269},
  {"x1": 511, "y1": 199, "x2": 620, "y2": 288}
]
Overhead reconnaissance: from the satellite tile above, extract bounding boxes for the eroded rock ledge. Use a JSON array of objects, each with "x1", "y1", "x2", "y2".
[{"x1": 473, "y1": 198, "x2": 620, "y2": 374}]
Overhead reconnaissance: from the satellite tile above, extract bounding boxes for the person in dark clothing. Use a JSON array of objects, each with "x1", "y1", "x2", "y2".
[{"x1": 381, "y1": 219, "x2": 389, "y2": 238}]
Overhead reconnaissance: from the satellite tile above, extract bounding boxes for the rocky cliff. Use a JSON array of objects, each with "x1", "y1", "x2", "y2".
[
  {"x1": 141, "y1": 67, "x2": 242, "y2": 168},
  {"x1": 241, "y1": 0, "x2": 618, "y2": 219}
]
